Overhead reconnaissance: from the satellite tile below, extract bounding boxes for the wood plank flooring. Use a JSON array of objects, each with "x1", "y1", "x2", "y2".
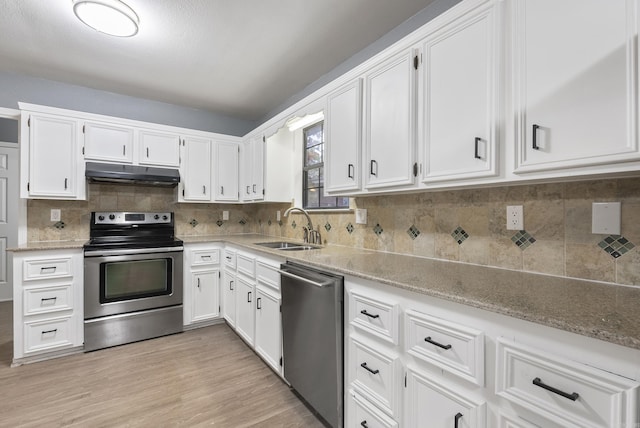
[{"x1": 0, "y1": 302, "x2": 325, "y2": 427}]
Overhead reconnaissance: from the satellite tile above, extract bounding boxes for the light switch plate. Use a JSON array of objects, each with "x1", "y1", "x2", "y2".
[
  {"x1": 355, "y1": 209, "x2": 367, "y2": 225},
  {"x1": 222, "y1": 211, "x2": 229, "y2": 221},
  {"x1": 50, "y1": 209, "x2": 61, "y2": 222},
  {"x1": 592, "y1": 202, "x2": 621, "y2": 234}
]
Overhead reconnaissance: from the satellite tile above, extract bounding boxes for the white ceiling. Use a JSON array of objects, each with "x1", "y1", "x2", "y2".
[{"x1": 0, "y1": 0, "x2": 437, "y2": 122}]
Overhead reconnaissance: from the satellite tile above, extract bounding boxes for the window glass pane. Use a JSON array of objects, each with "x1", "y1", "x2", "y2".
[
  {"x1": 305, "y1": 123, "x2": 323, "y2": 148},
  {"x1": 306, "y1": 168, "x2": 320, "y2": 188},
  {"x1": 305, "y1": 144, "x2": 323, "y2": 166},
  {"x1": 306, "y1": 188, "x2": 320, "y2": 208},
  {"x1": 337, "y1": 197, "x2": 349, "y2": 208}
]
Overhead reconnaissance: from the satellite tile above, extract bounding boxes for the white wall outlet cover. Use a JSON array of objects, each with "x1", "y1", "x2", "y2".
[
  {"x1": 222, "y1": 211, "x2": 229, "y2": 221},
  {"x1": 355, "y1": 208, "x2": 367, "y2": 225},
  {"x1": 506, "y1": 205, "x2": 523, "y2": 231},
  {"x1": 276, "y1": 210, "x2": 281, "y2": 221},
  {"x1": 592, "y1": 202, "x2": 621, "y2": 235},
  {"x1": 50, "y1": 209, "x2": 61, "y2": 222}
]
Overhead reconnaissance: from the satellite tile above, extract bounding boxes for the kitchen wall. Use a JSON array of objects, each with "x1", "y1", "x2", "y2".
[
  {"x1": 253, "y1": 177, "x2": 640, "y2": 287},
  {"x1": 27, "y1": 176, "x2": 640, "y2": 287}
]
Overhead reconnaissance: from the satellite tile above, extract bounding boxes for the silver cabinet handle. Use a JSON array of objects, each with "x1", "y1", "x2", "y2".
[{"x1": 278, "y1": 269, "x2": 333, "y2": 288}]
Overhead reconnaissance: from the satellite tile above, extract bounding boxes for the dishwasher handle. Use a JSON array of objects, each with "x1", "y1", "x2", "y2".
[{"x1": 278, "y1": 269, "x2": 334, "y2": 288}]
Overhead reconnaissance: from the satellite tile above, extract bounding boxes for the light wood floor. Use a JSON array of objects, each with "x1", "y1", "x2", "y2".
[{"x1": 0, "y1": 301, "x2": 325, "y2": 427}]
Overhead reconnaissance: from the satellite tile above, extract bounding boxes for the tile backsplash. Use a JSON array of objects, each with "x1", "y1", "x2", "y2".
[{"x1": 27, "y1": 177, "x2": 640, "y2": 287}]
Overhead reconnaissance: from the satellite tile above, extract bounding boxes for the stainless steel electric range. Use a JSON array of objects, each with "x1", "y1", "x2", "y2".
[{"x1": 83, "y1": 212, "x2": 183, "y2": 352}]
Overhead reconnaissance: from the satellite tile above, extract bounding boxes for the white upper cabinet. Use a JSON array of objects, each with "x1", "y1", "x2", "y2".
[
  {"x1": 326, "y1": 79, "x2": 363, "y2": 194},
  {"x1": 511, "y1": 0, "x2": 640, "y2": 173},
  {"x1": 364, "y1": 48, "x2": 418, "y2": 190},
  {"x1": 421, "y1": 0, "x2": 499, "y2": 183},
  {"x1": 242, "y1": 136, "x2": 264, "y2": 201},
  {"x1": 83, "y1": 121, "x2": 134, "y2": 163},
  {"x1": 215, "y1": 141, "x2": 240, "y2": 201},
  {"x1": 21, "y1": 112, "x2": 85, "y2": 200},
  {"x1": 181, "y1": 136, "x2": 212, "y2": 201},
  {"x1": 138, "y1": 129, "x2": 180, "y2": 167}
]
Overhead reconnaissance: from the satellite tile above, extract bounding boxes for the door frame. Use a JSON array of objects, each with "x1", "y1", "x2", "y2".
[{"x1": 0, "y1": 108, "x2": 24, "y2": 245}]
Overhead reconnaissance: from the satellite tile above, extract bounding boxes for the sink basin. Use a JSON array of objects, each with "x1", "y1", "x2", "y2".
[{"x1": 255, "y1": 241, "x2": 321, "y2": 251}]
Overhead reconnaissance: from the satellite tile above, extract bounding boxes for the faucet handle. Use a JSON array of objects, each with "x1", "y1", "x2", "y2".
[{"x1": 302, "y1": 226, "x2": 309, "y2": 243}]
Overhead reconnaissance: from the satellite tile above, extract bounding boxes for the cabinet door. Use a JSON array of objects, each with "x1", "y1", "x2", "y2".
[
  {"x1": 422, "y1": 2, "x2": 498, "y2": 182},
  {"x1": 235, "y1": 276, "x2": 255, "y2": 345},
  {"x1": 138, "y1": 129, "x2": 180, "y2": 167},
  {"x1": 27, "y1": 113, "x2": 83, "y2": 199},
  {"x1": 513, "y1": 0, "x2": 640, "y2": 172},
  {"x1": 83, "y1": 121, "x2": 134, "y2": 163},
  {"x1": 182, "y1": 136, "x2": 212, "y2": 201},
  {"x1": 222, "y1": 270, "x2": 236, "y2": 327},
  {"x1": 240, "y1": 141, "x2": 253, "y2": 201},
  {"x1": 406, "y1": 368, "x2": 485, "y2": 428},
  {"x1": 252, "y1": 137, "x2": 265, "y2": 200},
  {"x1": 255, "y1": 286, "x2": 282, "y2": 374},
  {"x1": 365, "y1": 49, "x2": 417, "y2": 189},
  {"x1": 326, "y1": 79, "x2": 363, "y2": 193},
  {"x1": 192, "y1": 270, "x2": 220, "y2": 322},
  {"x1": 215, "y1": 142, "x2": 239, "y2": 201}
]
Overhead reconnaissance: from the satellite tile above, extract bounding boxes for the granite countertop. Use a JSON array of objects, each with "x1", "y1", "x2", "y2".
[
  {"x1": 182, "y1": 234, "x2": 640, "y2": 351},
  {"x1": 12, "y1": 234, "x2": 640, "y2": 350}
]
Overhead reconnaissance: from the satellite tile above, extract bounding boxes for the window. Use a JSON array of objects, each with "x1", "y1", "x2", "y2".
[{"x1": 302, "y1": 121, "x2": 349, "y2": 209}]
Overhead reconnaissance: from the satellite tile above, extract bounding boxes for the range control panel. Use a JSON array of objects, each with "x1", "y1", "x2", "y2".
[{"x1": 92, "y1": 212, "x2": 173, "y2": 225}]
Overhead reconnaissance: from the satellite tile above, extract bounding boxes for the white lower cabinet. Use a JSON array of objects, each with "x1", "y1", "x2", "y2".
[
  {"x1": 255, "y1": 285, "x2": 282, "y2": 374},
  {"x1": 345, "y1": 276, "x2": 639, "y2": 428},
  {"x1": 183, "y1": 244, "x2": 222, "y2": 326},
  {"x1": 234, "y1": 275, "x2": 255, "y2": 346},
  {"x1": 12, "y1": 249, "x2": 84, "y2": 364},
  {"x1": 222, "y1": 269, "x2": 236, "y2": 327}
]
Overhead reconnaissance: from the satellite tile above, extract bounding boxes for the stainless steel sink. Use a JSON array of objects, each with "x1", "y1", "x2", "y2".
[{"x1": 255, "y1": 241, "x2": 321, "y2": 251}]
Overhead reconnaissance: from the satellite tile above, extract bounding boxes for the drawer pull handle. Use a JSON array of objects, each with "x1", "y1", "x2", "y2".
[
  {"x1": 360, "y1": 362, "x2": 379, "y2": 375},
  {"x1": 201, "y1": 255, "x2": 212, "y2": 260},
  {"x1": 226, "y1": 256, "x2": 232, "y2": 260},
  {"x1": 41, "y1": 297, "x2": 57, "y2": 303},
  {"x1": 360, "y1": 309, "x2": 379, "y2": 319},
  {"x1": 532, "y1": 377, "x2": 579, "y2": 401},
  {"x1": 41, "y1": 329, "x2": 57, "y2": 335},
  {"x1": 454, "y1": 412, "x2": 463, "y2": 428},
  {"x1": 40, "y1": 266, "x2": 57, "y2": 274},
  {"x1": 425, "y1": 336, "x2": 452, "y2": 350},
  {"x1": 360, "y1": 421, "x2": 368, "y2": 428}
]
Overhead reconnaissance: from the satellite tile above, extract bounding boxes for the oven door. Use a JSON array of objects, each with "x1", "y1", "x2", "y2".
[{"x1": 84, "y1": 247, "x2": 183, "y2": 319}]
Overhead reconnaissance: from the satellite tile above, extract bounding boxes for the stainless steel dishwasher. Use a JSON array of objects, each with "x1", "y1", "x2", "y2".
[{"x1": 280, "y1": 261, "x2": 344, "y2": 428}]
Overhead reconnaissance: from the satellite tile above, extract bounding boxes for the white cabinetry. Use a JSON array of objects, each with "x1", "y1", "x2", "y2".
[
  {"x1": 364, "y1": 49, "x2": 418, "y2": 190},
  {"x1": 20, "y1": 112, "x2": 85, "y2": 200},
  {"x1": 12, "y1": 249, "x2": 84, "y2": 364},
  {"x1": 235, "y1": 273, "x2": 255, "y2": 345},
  {"x1": 325, "y1": 79, "x2": 363, "y2": 194},
  {"x1": 180, "y1": 136, "x2": 212, "y2": 201},
  {"x1": 421, "y1": 0, "x2": 499, "y2": 183},
  {"x1": 183, "y1": 244, "x2": 221, "y2": 326},
  {"x1": 138, "y1": 129, "x2": 180, "y2": 167},
  {"x1": 242, "y1": 137, "x2": 264, "y2": 201},
  {"x1": 511, "y1": 0, "x2": 640, "y2": 174},
  {"x1": 241, "y1": 133, "x2": 293, "y2": 203},
  {"x1": 222, "y1": 248, "x2": 237, "y2": 327},
  {"x1": 83, "y1": 121, "x2": 134, "y2": 163},
  {"x1": 215, "y1": 142, "x2": 240, "y2": 201}
]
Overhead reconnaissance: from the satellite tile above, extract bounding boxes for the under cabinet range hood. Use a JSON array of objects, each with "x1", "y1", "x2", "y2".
[{"x1": 85, "y1": 162, "x2": 180, "y2": 187}]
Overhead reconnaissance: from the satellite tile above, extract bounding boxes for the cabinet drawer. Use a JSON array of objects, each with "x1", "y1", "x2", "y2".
[
  {"x1": 496, "y1": 338, "x2": 639, "y2": 428},
  {"x1": 24, "y1": 285, "x2": 73, "y2": 315},
  {"x1": 191, "y1": 249, "x2": 220, "y2": 266},
  {"x1": 350, "y1": 336, "x2": 401, "y2": 418},
  {"x1": 405, "y1": 309, "x2": 484, "y2": 386},
  {"x1": 223, "y1": 249, "x2": 236, "y2": 269},
  {"x1": 351, "y1": 289, "x2": 398, "y2": 344},
  {"x1": 350, "y1": 390, "x2": 398, "y2": 428},
  {"x1": 24, "y1": 317, "x2": 73, "y2": 354},
  {"x1": 23, "y1": 257, "x2": 73, "y2": 281},
  {"x1": 256, "y1": 260, "x2": 280, "y2": 290},
  {"x1": 237, "y1": 253, "x2": 255, "y2": 278}
]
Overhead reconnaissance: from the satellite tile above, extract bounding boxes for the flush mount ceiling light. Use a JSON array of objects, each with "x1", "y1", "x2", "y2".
[{"x1": 73, "y1": 0, "x2": 139, "y2": 37}]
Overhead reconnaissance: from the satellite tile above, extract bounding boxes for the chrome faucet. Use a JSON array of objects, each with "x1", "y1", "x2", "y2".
[{"x1": 284, "y1": 207, "x2": 321, "y2": 244}]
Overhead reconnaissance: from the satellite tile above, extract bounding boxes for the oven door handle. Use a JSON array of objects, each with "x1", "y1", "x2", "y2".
[{"x1": 84, "y1": 246, "x2": 184, "y2": 257}]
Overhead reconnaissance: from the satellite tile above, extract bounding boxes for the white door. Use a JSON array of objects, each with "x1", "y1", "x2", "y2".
[
  {"x1": 182, "y1": 136, "x2": 212, "y2": 201},
  {"x1": 215, "y1": 142, "x2": 239, "y2": 201},
  {"x1": 254, "y1": 286, "x2": 282, "y2": 374},
  {"x1": 235, "y1": 276, "x2": 255, "y2": 345},
  {"x1": 0, "y1": 143, "x2": 18, "y2": 301},
  {"x1": 192, "y1": 270, "x2": 220, "y2": 322}
]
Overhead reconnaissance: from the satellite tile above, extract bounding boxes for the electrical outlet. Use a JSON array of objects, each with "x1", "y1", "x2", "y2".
[
  {"x1": 355, "y1": 209, "x2": 367, "y2": 225},
  {"x1": 222, "y1": 211, "x2": 229, "y2": 221},
  {"x1": 50, "y1": 209, "x2": 61, "y2": 222},
  {"x1": 506, "y1": 205, "x2": 523, "y2": 230},
  {"x1": 276, "y1": 210, "x2": 281, "y2": 222}
]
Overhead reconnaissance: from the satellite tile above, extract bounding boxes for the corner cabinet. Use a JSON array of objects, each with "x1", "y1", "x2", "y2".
[
  {"x1": 364, "y1": 49, "x2": 418, "y2": 190},
  {"x1": 420, "y1": 0, "x2": 499, "y2": 183},
  {"x1": 20, "y1": 112, "x2": 86, "y2": 200},
  {"x1": 511, "y1": 0, "x2": 640, "y2": 174},
  {"x1": 325, "y1": 79, "x2": 363, "y2": 194}
]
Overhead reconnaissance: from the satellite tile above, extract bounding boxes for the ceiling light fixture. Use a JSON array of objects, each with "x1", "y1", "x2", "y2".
[{"x1": 73, "y1": 0, "x2": 139, "y2": 37}]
